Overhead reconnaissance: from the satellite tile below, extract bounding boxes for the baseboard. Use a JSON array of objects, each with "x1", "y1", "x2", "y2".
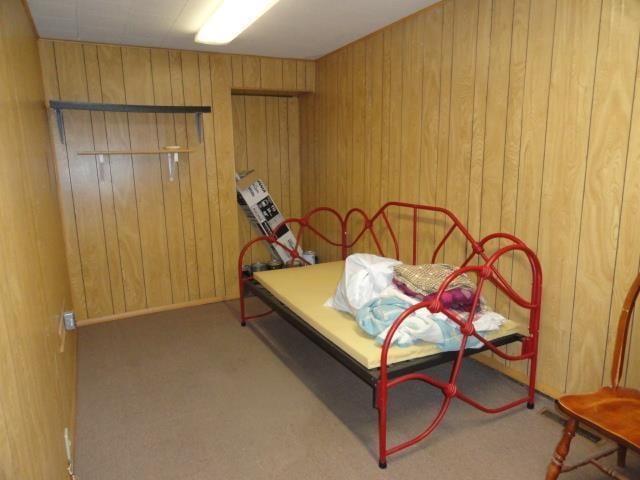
[
  {"x1": 76, "y1": 295, "x2": 231, "y2": 327},
  {"x1": 473, "y1": 354, "x2": 563, "y2": 399}
]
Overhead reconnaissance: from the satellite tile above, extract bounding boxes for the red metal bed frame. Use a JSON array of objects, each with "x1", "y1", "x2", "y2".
[{"x1": 238, "y1": 202, "x2": 543, "y2": 468}]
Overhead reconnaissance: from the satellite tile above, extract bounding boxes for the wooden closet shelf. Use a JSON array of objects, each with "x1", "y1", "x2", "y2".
[{"x1": 77, "y1": 148, "x2": 193, "y2": 155}]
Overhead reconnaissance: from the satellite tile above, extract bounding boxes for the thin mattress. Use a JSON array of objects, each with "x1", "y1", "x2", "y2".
[{"x1": 253, "y1": 261, "x2": 524, "y2": 369}]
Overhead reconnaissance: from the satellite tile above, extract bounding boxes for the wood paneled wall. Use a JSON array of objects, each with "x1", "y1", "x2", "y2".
[
  {"x1": 232, "y1": 95, "x2": 302, "y2": 264},
  {"x1": 0, "y1": 0, "x2": 76, "y2": 478},
  {"x1": 39, "y1": 39, "x2": 314, "y2": 324},
  {"x1": 230, "y1": 56, "x2": 315, "y2": 93},
  {"x1": 299, "y1": 0, "x2": 640, "y2": 396}
]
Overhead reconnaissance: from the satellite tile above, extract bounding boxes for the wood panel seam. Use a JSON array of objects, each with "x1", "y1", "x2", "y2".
[
  {"x1": 150, "y1": 49, "x2": 177, "y2": 304},
  {"x1": 599, "y1": 30, "x2": 640, "y2": 386},
  {"x1": 562, "y1": 0, "x2": 604, "y2": 393}
]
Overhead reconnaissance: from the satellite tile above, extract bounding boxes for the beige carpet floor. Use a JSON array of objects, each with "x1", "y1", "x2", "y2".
[{"x1": 75, "y1": 299, "x2": 639, "y2": 480}]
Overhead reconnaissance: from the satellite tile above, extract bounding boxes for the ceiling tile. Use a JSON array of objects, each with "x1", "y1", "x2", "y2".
[
  {"x1": 77, "y1": 4, "x2": 131, "y2": 20},
  {"x1": 35, "y1": 15, "x2": 78, "y2": 39},
  {"x1": 128, "y1": 0, "x2": 186, "y2": 18},
  {"x1": 28, "y1": 1, "x2": 75, "y2": 18},
  {"x1": 27, "y1": 0, "x2": 440, "y2": 59},
  {"x1": 77, "y1": 20, "x2": 125, "y2": 38}
]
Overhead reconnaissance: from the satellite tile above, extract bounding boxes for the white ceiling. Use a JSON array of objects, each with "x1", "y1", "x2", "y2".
[{"x1": 27, "y1": 0, "x2": 439, "y2": 59}]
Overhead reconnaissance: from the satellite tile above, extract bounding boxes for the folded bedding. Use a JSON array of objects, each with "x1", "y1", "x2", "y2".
[
  {"x1": 392, "y1": 279, "x2": 480, "y2": 312},
  {"x1": 394, "y1": 262, "x2": 476, "y2": 295},
  {"x1": 326, "y1": 254, "x2": 505, "y2": 350}
]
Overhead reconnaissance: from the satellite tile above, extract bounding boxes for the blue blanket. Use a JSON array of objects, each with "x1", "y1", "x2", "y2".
[{"x1": 355, "y1": 296, "x2": 485, "y2": 350}]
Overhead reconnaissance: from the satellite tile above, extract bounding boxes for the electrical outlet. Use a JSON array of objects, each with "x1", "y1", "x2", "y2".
[{"x1": 62, "y1": 311, "x2": 76, "y2": 331}]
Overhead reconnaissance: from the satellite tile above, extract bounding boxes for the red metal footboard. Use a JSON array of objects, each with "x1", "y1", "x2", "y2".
[{"x1": 238, "y1": 202, "x2": 542, "y2": 468}]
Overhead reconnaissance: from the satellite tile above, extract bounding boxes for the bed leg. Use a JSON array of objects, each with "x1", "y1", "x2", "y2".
[
  {"x1": 373, "y1": 384, "x2": 387, "y2": 468},
  {"x1": 526, "y1": 335, "x2": 539, "y2": 410},
  {"x1": 239, "y1": 281, "x2": 247, "y2": 326},
  {"x1": 377, "y1": 381, "x2": 388, "y2": 469}
]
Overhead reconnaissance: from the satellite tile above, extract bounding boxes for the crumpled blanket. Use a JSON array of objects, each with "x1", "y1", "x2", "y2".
[
  {"x1": 392, "y1": 278, "x2": 482, "y2": 312},
  {"x1": 355, "y1": 287, "x2": 504, "y2": 350}
]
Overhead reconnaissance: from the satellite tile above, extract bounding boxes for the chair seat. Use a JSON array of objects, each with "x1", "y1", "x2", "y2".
[{"x1": 557, "y1": 387, "x2": 640, "y2": 450}]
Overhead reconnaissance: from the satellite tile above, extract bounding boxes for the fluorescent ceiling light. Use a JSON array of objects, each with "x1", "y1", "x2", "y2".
[{"x1": 195, "y1": 0, "x2": 280, "y2": 45}]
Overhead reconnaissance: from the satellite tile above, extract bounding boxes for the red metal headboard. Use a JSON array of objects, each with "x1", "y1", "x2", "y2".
[
  {"x1": 239, "y1": 202, "x2": 541, "y2": 311},
  {"x1": 238, "y1": 202, "x2": 543, "y2": 468}
]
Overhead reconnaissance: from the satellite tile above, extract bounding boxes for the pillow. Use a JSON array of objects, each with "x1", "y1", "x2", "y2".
[
  {"x1": 393, "y1": 263, "x2": 476, "y2": 296},
  {"x1": 325, "y1": 253, "x2": 401, "y2": 315}
]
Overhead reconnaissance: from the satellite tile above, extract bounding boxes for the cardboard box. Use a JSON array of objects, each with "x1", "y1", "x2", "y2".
[{"x1": 237, "y1": 179, "x2": 302, "y2": 263}]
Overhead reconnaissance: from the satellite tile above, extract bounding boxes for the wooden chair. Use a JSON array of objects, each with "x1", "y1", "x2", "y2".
[{"x1": 546, "y1": 273, "x2": 640, "y2": 480}]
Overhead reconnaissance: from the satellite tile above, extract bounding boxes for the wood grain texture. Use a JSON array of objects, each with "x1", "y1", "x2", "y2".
[
  {"x1": 199, "y1": 53, "x2": 225, "y2": 298},
  {"x1": 42, "y1": 41, "x2": 313, "y2": 321},
  {"x1": 56, "y1": 41, "x2": 114, "y2": 319},
  {"x1": 97, "y1": 44, "x2": 147, "y2": 312},
  {"x1": 40, "y1": 41, "x2": 87, "y2": 320},
  {"x1": 387, "y1": 24, "x2": 404, "y2": 259},
  {"x1": 287, "y1": 98, "x2": 302, "y2": 218},
  {"x1": 283, "y1": 59, "x2": 297, "y2": 91},
  {"x1": 295, "y1": 60, "x2": 306, "y2": 90},
  {"x1": 365, "y1": 32, "x2": 385, "y2": 255},
  {"x1": 607, "y1": 47, "x2": 640, "y2": 390},
  {"x1": 567, "y1": 0, "x2": 640, "y2": 393},
  {"x1": 444, "y1": 0, "x2": 477, "y2": 266},
  {"x1": 299, "y1": 0, "x2": 640, "y2": 395},
  {"x1": 398, "y1": 13, "x2": 424, "y2": 263},
  {"x1": 169, "y1": 50, "x2": 200, "y2": 301},
  {"x1": 261, "y1": 57, "x2": 283, "y2": 90},
  {"x1": 352, "y1": 41, "x2": 366, "y2": 250},
  {"x1": 183, "y1": 51, "x2": 217, "y2": 298},
  {"x1": 466, "y1": 0, "x2": 493, "y2": 364},
  {"x1": 231, "y1": 57, "x2": 315, "y2": 95},
  {"x1": 435, "y1": 2, "x2": 454, "y2": 262},
  {"x1": 83, "y1": 45, "x2": 128, "y2": 314},
  {"x1": 210, "y1": 53, "x2": 242, "y2": 297},
  {"x1": 1, "y1": 0, "x2": 75, "y2": 478},
  {"x1": 151, "y1": 49, "x2": 189, "y2": 304},
  {"x1": 242, "y1": 56, "x2": 261, "y2": 89},
  {"x1": 231, "y1": 55, "x2": 244, "y2": 88},
  {"x1": 479, "y1": 0, "x2": 513, "y2": 315},
  {"x1": 466, "y1": 0, "x2": 490, "y2": 246},
  {"x1": 499, "y1": 0, "x2": 530, "y2": 369},
  {"x1": 536, "y1": 0, "x2": 601, "y2": 393},
  {"x1": 122, "y1": 46, "x2": 174, "y2": 308},
  {"x1": 305, "y1": 62, "x2": 316, "y2": 91},
  {"x1": 510, "y1": 0, "x2": 556, "y2": 372},
  {"x1": 232, "y1": 94, "x2": 302, "y2": 264}
]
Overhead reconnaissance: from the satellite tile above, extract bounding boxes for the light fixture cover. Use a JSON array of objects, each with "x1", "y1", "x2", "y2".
[{"x1": 195, "y1": 0, "x2": 280, "y2": 45}]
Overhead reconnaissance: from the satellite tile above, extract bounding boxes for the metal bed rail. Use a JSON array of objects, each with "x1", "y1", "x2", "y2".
[{"x1": 237, "y1": 202, "x2": 543, "y2": 468}]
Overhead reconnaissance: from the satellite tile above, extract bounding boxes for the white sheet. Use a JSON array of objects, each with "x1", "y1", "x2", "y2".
[{"x1": 324, "y1": 253, "x2": 401, "y2": 315}]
